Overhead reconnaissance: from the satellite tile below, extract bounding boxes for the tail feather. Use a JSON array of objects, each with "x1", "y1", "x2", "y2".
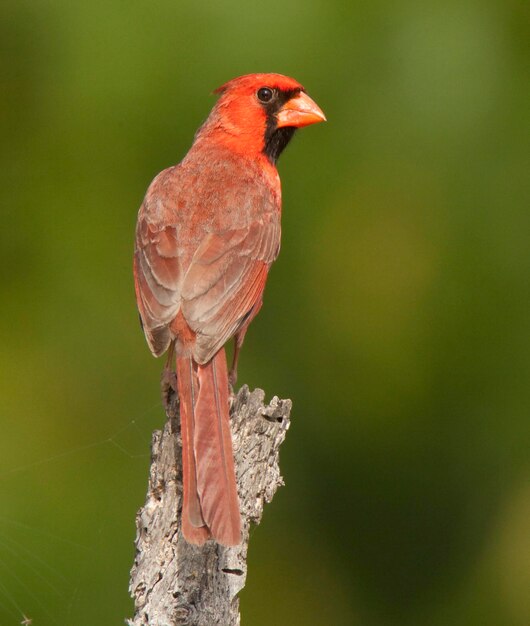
[
  {"x1": 176, "y1": 356, "x2": 210, "y2": 545},
  {"x1": 176, "y1": 349, "x2": 241, "y2": 546},
  {"x1": 195, "y1": 348, "x2": 241, "y2": 546}
]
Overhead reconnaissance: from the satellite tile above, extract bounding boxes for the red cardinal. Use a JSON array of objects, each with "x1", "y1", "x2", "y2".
[{"x1": 134, "y1": 73, "x2": 325, "y2": 546}]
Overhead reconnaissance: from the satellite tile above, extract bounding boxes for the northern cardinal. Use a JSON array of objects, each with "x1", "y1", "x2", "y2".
[{"x1": 134, "y1": 73, "x2": 325, "y2": 546}]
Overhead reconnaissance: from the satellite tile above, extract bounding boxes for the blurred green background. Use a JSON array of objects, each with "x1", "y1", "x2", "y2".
[{"x1": 1, "y1": 0, "x2": 529, "y2": 624}]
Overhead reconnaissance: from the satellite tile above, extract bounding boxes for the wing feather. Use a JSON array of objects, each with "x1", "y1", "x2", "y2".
[
  {"x1": 134, "y1": 158, "x2": 281, "y2": 361},
  {"x1": 134, "y1": 193, "x2": 183, "y2": 356},
  {"x1": 181, "y1": 215, "x2": 280, "y2": 363}
]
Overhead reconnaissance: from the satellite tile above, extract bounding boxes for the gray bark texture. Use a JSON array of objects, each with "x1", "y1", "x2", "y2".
[{"x1": 128, "y1": 383, "x2": 292, "y2": 626}]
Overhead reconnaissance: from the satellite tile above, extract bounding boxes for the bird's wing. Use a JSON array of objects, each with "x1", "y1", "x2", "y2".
[
  {"x1": 134, "y1": 193, "x2": 184, "y2": 356},
  {"x1": 181, "y1": 213, "x2": 280, "y2": 363}
]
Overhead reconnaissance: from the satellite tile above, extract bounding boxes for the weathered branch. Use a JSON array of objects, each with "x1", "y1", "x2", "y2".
[{"x1": 128, "y1": 383, "x2": 291, "y2": 626}]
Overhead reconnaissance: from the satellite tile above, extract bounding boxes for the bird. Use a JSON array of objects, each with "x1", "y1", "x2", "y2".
[{"x1": 134, "y1": 73, "x2": 325, "y2": 546}]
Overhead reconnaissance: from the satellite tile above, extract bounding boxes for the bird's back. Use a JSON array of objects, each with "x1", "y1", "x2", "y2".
[{"x1": 134, "y1": 144, "x2": 282, "y2": 360}]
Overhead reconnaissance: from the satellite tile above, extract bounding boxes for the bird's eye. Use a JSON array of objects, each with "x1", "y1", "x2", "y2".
[{"x1": 257, "y1": 87, "x2": 274, "y2": 103}]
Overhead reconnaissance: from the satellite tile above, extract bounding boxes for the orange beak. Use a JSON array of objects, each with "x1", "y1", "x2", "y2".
[{"x1": 276, "y1": 91, "x2": 327, "y2": 129}]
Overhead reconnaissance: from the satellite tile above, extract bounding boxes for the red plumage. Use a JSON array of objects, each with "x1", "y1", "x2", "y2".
[{"x1": 134, "y1": 73, "x2": 325, "y2": 546}]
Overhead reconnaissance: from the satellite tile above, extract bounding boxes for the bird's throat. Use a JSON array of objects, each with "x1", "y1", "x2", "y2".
[{"x1": 263, "y1": 126, "x2": 296, "y2": 164}]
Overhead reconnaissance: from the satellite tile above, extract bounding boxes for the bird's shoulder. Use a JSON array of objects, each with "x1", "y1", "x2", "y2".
[{"x1": 140, "y1": 147, "x2": 281, "y2": 232}]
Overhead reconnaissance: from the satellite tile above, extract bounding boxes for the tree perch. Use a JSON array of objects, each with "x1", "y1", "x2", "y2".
[{"x1": 128, "y1": 383, "x2": 292, "y2": 626}]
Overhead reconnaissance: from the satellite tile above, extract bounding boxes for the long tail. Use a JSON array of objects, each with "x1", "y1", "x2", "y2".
[{"x1": 176, "y1": 348, "x2": 241, "y2": 546}]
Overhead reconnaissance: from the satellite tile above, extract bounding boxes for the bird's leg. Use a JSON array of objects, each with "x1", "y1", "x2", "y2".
[
  {"x1": 228, "y1": 331, "x2": 246, "y2": 388},
  {"x1": 228, "y1": 300, "x2": 263, "y2": 389},
  {"x1": 161, "y1": 340, "x2": 177, "y2": 412}
]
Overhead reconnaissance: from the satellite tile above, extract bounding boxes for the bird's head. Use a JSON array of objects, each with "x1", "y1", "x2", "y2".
[{"x1": 198, "y1": 73, "x2": 326, "y2": 164}]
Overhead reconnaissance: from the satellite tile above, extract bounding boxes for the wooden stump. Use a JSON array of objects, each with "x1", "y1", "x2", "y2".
[{"x1": 128, "y1": 384, "x2": 291, "y2": 626}]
